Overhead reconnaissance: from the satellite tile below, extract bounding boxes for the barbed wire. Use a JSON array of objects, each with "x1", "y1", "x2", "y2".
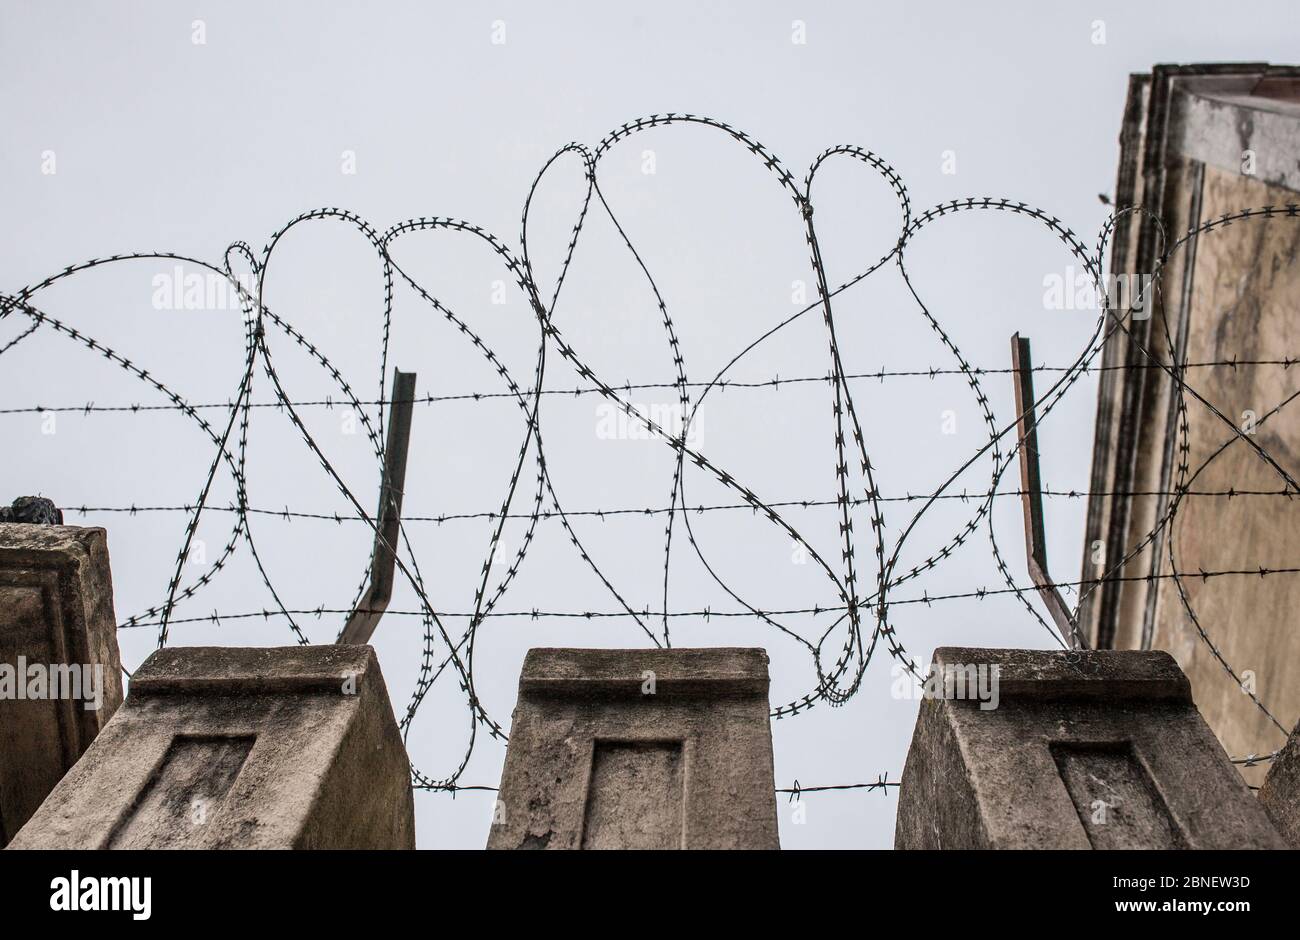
[
  {"x1": 417, "y1": 775, "x2": 906, "y2": 797},
  {"x1": 4, "y1": 356, "x2": 1298, "y2": 415},
  {"x1": 101, "y1": 565, "x2": 1300, "y2": 628},
  {"x1": 3, "y1": 114, "x2": 1297, "y2": 801},
  {"x1": 53, "y1": 485, "x2": 1300, "y2": 527}
]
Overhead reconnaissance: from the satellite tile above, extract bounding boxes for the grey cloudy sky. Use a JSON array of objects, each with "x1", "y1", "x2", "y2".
[{"x1": 3, "y1": 1, "x2": 1298, "y2": 848}]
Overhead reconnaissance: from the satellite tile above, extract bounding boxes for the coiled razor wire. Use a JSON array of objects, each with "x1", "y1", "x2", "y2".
[{"x1": 2, "y1": 115, "x2": 1298, "y2": 798}]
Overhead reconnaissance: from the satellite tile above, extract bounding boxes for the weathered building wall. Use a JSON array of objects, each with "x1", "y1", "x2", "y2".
[
  {"x1": 0, "y1": 524, "x2": 124, "y2": 846},
  {"x1": 1081, "y1": 65, "x2": 1300, "y2": 785},
  {"x1": 1151, "y1": 165, "x2": 1300, "y2": 777}
]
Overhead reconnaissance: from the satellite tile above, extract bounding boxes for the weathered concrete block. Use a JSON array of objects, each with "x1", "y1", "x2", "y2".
[
  {"x1": 1258, "y1": 719, "x2": 1300, "y2": 847},
  {"x1": 488, "y1": 648, "x2": 779, "y2": 849},
  {"x1": 8, "y1": 645, "x2": 415, "y2": 849},
  {"x1": 895, "y1": 647, "x2": 1284, "y2": 849},
  {"x1": 0, "y1": 524, "x2": 124, "y2": 847}
]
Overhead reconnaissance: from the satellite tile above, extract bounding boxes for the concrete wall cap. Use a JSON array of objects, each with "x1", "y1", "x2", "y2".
[
  {"x1": 130, "y1": 644, "x2": 377, "y2": 695},
  {"x1": 0, "y1": 523, "x2": 104, "y2": 560},
  {"x1": 519, "y1": 647, "x2": 770, "y2": 697},
  {"x1": 931, "y1": 646, "x2": 1191, "y2": 703}
]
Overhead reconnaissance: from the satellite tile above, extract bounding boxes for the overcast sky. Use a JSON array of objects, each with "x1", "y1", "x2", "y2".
[{"x1": 3, "y1": 1, "x2": 1298, "y2": 848}]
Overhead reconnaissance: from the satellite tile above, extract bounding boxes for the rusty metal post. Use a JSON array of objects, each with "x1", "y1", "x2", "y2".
[
  {"x1": 338, "y1": 369, "x2": 416, "y2": 646},
  {"x1": 1011, "y1": 334, "x2": 1083, "y2": 648}
]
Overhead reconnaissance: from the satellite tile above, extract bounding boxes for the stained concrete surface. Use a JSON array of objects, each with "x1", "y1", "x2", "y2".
[
  {"x1": 8, "y1": 644, "x2": 414, "y2": 849},
  {"x1": 0, "y1": 524, "x2": 123, "y2": 846},
  {"x1": 895, "y1": 647, "x2": 1284, "y2": 849},
  {"x1": 488, "y1": 647, "x2": 779, "y2": 849}
]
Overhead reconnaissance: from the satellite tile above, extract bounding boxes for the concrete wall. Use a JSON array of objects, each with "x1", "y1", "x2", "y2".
[{"x1": 1081, "y1": 65, "x2": 1300, "y2": 785}]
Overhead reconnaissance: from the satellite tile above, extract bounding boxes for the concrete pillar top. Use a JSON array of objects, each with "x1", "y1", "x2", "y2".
[{"x1": 930, "y1": 646, "x2": 1192, "y2": 703}]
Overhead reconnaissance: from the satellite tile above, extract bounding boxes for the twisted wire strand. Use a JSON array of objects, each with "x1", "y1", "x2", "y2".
[{"x1": 3, "y1": 117, "x2": 1297, "y2": 795}]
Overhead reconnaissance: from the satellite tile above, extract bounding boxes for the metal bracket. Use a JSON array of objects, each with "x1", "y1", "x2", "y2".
[
  {"x1": 1011, "y1": 334, "x2": 1084, "y2": 649},
  {"x1": 338, "y1": 369, "x2": 417, "y2": 646}
]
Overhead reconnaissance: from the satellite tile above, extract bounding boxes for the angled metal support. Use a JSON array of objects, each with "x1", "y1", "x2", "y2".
[
  {"x1": 1010, "y1": 335, "x2": 1084, "y2": 649},
  {"x1": 338, "y1": 369, "x2": 417, "y2": 646}
]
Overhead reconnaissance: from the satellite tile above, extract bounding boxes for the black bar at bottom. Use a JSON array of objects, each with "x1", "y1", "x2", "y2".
[{"x1": 0, "y1": 849, "x2": 1288, "y2": 925}]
